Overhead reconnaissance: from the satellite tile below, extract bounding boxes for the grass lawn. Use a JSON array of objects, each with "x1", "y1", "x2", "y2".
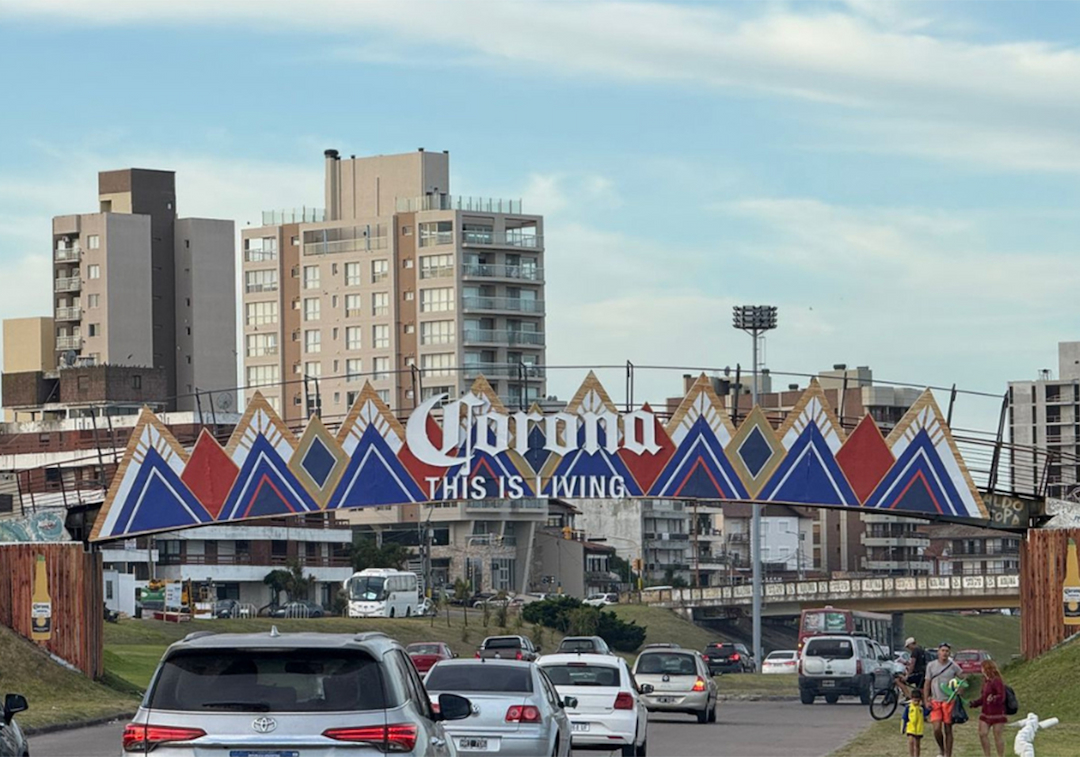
[
  {"x1": 715, "y1": 673, "x2": 799, "y2": 696},
  {"x1": 905, "y1": 613, "x2": 1021, "y2": 664},
  {"x1": 0, "y1": 626, "x2": 138, "y2": 731},
  {"x1": 610, "y1": 604, "x2": 717, "y2": 650}
]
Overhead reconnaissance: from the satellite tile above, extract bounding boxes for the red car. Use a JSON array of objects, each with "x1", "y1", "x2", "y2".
[
  {"x1": 407, "y1": 642, "x2": 455, "y2": 674},
  {"x1": 954, "y1": 648, "x2": 992, "y2": 675}
]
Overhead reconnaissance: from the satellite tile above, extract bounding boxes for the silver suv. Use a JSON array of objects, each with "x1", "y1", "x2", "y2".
[{"x1": 122, "y1": 628, "x2": 472, "y2": 756}]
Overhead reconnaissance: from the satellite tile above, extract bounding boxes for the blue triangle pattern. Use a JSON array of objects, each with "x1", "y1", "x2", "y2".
[
  {"x1": 546, "y1": 423, "x2": 643, "y2": 496},
  {"x1": 759, "y1": 424, "x2": 859, "y2": 506},
  {"x1": 327, "y1": 424, "x2": 427, "y2": 509},
  {"x1": 650, "y1": 416, "x2": 749, "y2": 499},
  {"x1": 219, "y1": 435, "x2": 319, "y2": 521},
  {"x1": 864, "y1": 429, "x2": 969, "y2": 517},
  {"x1": 110, "y1": 446, "x2": 212, "y2": 536}
]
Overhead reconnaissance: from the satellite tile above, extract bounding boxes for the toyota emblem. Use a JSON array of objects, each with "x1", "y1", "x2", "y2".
[
  {"x1": 252, "y1": 716, "x2": 277, "y2": 733},
  {"x1": 662, "y1": 674, "x2": 670, "y2": 682}
]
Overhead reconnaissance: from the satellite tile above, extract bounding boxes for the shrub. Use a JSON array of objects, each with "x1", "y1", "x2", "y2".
[
  {"x1": 523, "y1": 598, "x2": 646, "y2": 653},
  {"x1": 597, "y1": 610, "x2": 647, "y2": 653},
  {"x1": 522, "y1": 596, "x2": 582, "y2": 630},
  {"x1": 495, "y1": 603, "x2": 508, "y2": 630},
  {"x1": 569, "y1": 606, "x2": 600, "y2": 636}
]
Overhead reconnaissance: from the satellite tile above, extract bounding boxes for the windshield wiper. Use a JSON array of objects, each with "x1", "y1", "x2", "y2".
[{"x1": 201, "y1": 701, "x2": 271, "y2": 711}]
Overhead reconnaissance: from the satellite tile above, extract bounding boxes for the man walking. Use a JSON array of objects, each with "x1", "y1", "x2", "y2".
[
  {"x1": 904, "y1": 636, "x2": 927, "y2": 694},
  {"x1": 923, "y1": 642, "x2": 963, "y2": 757}
]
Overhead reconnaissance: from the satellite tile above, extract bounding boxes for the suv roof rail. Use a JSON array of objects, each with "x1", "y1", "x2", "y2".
[
  {"x1": 182, "y1": 630, "x2": 218, "y2": 642},
  {"x1": 354, "y1": 631, "x2": 391, "y2": 642}
]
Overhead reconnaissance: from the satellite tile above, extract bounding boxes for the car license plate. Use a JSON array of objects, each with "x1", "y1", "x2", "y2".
[
  {"x1": 230, "y1": 752, "x2": 300, "y2": 757},
  {"x1": 572, "y1": 722, "x2": 591, "y2": 732},
  {"x1": 458, "y1": 737, "x2": 493, "y2": 751},
  {"x1": 821, "y1": 680, "x2": 836, "y2": 687},
  {"x1": 657, "y1": 696, "x2": 677, "y2": 703}
]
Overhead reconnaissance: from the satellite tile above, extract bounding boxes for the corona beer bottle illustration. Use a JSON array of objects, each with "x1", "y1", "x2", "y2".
[
  {"x1": 31, "y1": 554, "x2": 53, "y2": 640},
  {"x1": 1065, "y1": 538, "x2": 1080, "y2": 626}
]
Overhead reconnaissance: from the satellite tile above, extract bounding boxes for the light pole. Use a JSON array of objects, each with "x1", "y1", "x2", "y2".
[{"x1": 733, "y1": 304, "x2": 778, "y2": 668}]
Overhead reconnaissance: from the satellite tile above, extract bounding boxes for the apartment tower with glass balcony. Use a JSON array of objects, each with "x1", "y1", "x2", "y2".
[{"x1": 241, "y1": 149, "x2": 546, "y2": 420}]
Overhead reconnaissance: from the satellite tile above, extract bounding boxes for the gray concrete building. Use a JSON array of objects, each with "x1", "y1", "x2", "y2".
[{"x1": 241, "y1": 148, "x2": 546, "y2": 421}]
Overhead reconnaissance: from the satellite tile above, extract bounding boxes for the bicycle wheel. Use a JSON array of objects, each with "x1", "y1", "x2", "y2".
[{"x1": 869, "y1": 688, "x2": 899, "y2": 720}]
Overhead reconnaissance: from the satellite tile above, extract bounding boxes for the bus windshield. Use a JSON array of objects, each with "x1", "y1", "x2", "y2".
[{"x1": 349, "y1": 576, "x2": 387, "y2": 601}]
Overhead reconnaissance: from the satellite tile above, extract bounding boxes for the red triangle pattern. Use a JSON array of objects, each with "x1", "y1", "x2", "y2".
[
  {"x1": 617, "y1": 404, "x2": 676, "y2": 494},
  {"x1": 835, "y1": 415, "x2": 895, "y2": 504},
  {"x1": 180, "y1": 430, "x2": 240, "y2": 520},
  {"x1": 398, "y1": 415, "x2": 455, "y2": 490}
]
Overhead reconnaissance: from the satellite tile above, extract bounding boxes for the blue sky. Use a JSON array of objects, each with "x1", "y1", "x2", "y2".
[{"x1": 2, "y1": 0, "x2": 1079, "y2": 431}]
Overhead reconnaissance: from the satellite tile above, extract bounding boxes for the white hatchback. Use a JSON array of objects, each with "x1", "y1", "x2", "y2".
[
  {"x1": 761, "y1": 650, "x2": 799, "y2": 675},
  {"x1": 539, "y1": 653, "x2": 649, "y2": 756}
]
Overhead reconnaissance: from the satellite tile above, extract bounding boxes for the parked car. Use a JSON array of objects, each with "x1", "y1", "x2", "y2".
[
  {"x1": 761, "y1": 650, "x2": 799, "y2": 675},
  {"x1": 702, "y1": 642, "x2": 755, "y2": 674},
  {"x1": 213, "y1": 599, "x2": 240, "y2": 619},
  {"x1": 123, "y1": 629, "x2": 473, "y2": 756},
  {"x1": 954, "y1": 648, "x2": 993, "y2": 675},
  {"x1": 633, "y1": 647, "x2": 718, "y2": 723},
  {"x1": 470, "y1": 592, "x2": 499, "y2": 608},
  {"x1": 269, "y1": 600, "x2": 325, "y2": 618},
  {"x1": 0, "y1": 693, "x2": 29, "y2": 757},
  {"x1": 407, "y1": 642, "x2": 455, "y2": 675},
  {"x1": 556, "y1": 636, "x2": 612, "y2": 655},
  {"x1": 477, "y1": 635, "x2": 541, "y2": 662},
  {"x1": 415, "y1": 598, "x2": 437, "y2": 617},
  {"x1": 798, "y1": 634, "x2": 889, "y2": 705},
  {"x1": 582, "y1": 593, "x2": 619, "y2": 607},
  {"x1": 424, "y1": 659, "x2": 572, "y2": 756},
  {"x1": 539, "y1": 653, "x2": 649, "y2": 756}
]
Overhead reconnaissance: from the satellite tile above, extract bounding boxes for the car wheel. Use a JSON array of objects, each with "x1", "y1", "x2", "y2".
[
  {"x1": 636, "y1": 739, "x2": 647, "y2": 756},
  {"x1": 621, "y1": 740, "x2": 637, "y2": 757},
  {"x1": 859, "y1": 680, "x2": 873, "y2": 706},
  {"x1": 405, "y1": 606, "x2": 412, "y2": 618},
  {"x1": 800, "y1": 689, "x2": 815, "y2": 705},
  {"x1": 708, "y1": 699, "x2": 718, "y2": 723},
  {"x1": 696, "y1": 705, "x2": 709, "y2": 724},
  {"x1": 389, "y1": 607, "x2": 396, "y2": 618},
  {"x1": 824, "y1": 693, "x2": 840, "y2": 704}
]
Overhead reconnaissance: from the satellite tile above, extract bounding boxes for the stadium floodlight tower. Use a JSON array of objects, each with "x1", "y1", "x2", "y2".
[{"x1": 732, "y1": 304, "x2": 778, "y2": 670}]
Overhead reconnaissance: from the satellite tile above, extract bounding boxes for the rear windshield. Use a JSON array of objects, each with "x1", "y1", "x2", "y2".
[
  {"x1": 559, "y1": 639, "x2": 598, "y2": 652},
  {"x1": 543, "y1": 663, "x2": 621, "y2": 687},
  {"x1": 707, "y1": 644, "x2": 736, "y2": 653},
  {"x1": 954, "y1": 652, "x2": 980, "y2": 661},
  {"x1": 484, "y1": 638, "x2": 522, "y2": 649},
  {"x1": 149, "y1": 649, "x2": 389, "y2": 713},
  {"x1": 407, "y1": 644, "x2": 442, "y2": 655},
  {"x1": 426, "y1": 665, "x2": 533, "y2": 693},
  {"x1": 767, "y1": 652, "x2": 796, "y2": 660},
  {"x1": 804, "y1": 639, "x2": 854, "y2": 659},
  {"x1": 635, "y1": 653, "x2": 697, "y2": 676}
]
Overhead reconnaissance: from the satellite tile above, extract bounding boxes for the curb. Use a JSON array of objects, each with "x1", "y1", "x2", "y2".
[
  {"x1": 24, "y1": 712, "x2": 135, "y2": 737},
  {"x1": 719, "y1": 694, "x2": 800, "y2": 702}
]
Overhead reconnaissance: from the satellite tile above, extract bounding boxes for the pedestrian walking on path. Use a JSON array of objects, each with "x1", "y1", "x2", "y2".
[
  {"x1": 971, "y1": 658, "x2": 1007, "y2": 757},
  {"x1": 923, "y1": 642, "x2": 964, "y2": 757}
]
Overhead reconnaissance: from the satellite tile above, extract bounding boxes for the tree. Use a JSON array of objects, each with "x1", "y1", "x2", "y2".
[
  {"x1": 263, "y1": 569, "x2": 292, "y2": 606},
  {"x1": 350, "y1": 536, "x2": 412, "y2": 571},
  {"x1": 287, "y1": 558, "x2": 315, "y2": 600},
  {"x1": 610, "y1": 554, "x2": 638, "y2": 586}
]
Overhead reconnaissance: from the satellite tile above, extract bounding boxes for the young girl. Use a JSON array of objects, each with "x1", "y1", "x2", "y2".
[
  {"x1": 970, "y1": 659, "x2": 1008, "y2": 757},
  {"x1": 901, "y1": 688, "x2": 928, "y2": 756}
]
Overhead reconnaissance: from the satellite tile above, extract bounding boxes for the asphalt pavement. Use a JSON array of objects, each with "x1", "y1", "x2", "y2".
[{"x1": 27, "y1": 701, "x2": 870, "y2": 757}]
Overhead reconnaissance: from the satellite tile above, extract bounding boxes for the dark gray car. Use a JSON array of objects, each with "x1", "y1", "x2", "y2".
[
  {"x1": 123, "y1": 629, "x2": 472, "y2": 756},
  {"x1": 0, "y1": 694, "x2": 29, "y2": 757}
]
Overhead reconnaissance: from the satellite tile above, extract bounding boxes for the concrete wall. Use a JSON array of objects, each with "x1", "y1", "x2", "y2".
[
  {"x1": 1059, "y1": 341, "x2": 1080, "y2": 381},
  {"x1": 533, "y1": 530, "x2": 586, "y2": 597},
  {"x1": 3, "y1": 317, "x2": 55, "y2": 373},
  {"x1": 102, "y1": 213, "x2": 154, "y2": 366}
]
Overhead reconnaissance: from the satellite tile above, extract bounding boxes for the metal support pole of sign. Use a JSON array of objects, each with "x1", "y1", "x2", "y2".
[
  {"x1": 987, "y1": 391, "x2": 1010, "y2": 494},
  {"x1": 517, "y1": 361, "x2": 528, "y2": 411},
  {"x1": 732, "y1": 364, "x2": 742, "y2": 426},
  {"x1": 946, "y1": 384, "x2": 958, "y2": 427},
  {"x1": 195, "y1": 388, "x2": 204, "y2": 426},
  {"x1": 626, "y1": 361, "x2": 634, "y2": 413}
]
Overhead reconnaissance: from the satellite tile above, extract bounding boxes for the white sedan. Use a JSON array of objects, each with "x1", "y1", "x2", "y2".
[
  {"x1": 539, "y1": 653, "x2": 649, "y2": 756},
  {"x1": 582, "y1": 593, "x2": 619, "y2": 607},
  {"x1": 761, "y1": 650, "x2": 799, "y2": 674}
]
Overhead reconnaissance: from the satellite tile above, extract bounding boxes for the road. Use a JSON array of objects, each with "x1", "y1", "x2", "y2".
[{"x1": 27, "y1": 701, "x2": 869, "y2": 757}]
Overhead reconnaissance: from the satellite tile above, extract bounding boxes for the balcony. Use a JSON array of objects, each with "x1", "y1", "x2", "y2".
[
  {"x1": 54, "y1": 246, "x2": 81, "y2": 262},
  {"x1": 861, "y1": 535, "x2": 930, "y2": 548},
  {"x1": 397, "y1": 195, "x2": 523, "y2": 214},
  {"x1": 462, "y1": 232, "x2": 543, "y2": 249},
  {"x1": 865, "y1": 560, "x2": 933, "y2": 572},
  {"x1": 56, "y1": 335, "x2": 82, "y2": 351},
  {"x1": 465, "y1": 534, "x2": 518, "y2": 548},
  {"x1": 462, "y1": 329, "x2": 544, "y2": 346},
  {"x1": 303, "y1": 236, "x2": 388, "y2": 256},
  {"x1": 461, "y1": 263, "x2": 543, "y2": 281},
  {"x1": 464, "y1": 363, "x2": 545, "y2": 380},
  {"x1": 54, "y1": 276, "x2": 81, "y2": 292},
  {"x1": 262, "y1": 208, "x2": 326, "y2": 225},
  {"x1": 245, "y1": 283, "x2": 278, "y2": 294},
  {"x1": 55, "y1": 306, "x2": 81, "y2": 321},
  {"x1": 462, "y1": 295, "x2": 544, "y2": 314}
]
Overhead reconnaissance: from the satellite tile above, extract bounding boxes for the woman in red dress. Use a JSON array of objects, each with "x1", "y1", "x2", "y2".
[{"x1": 970, "y1": 658, "x2": 1007, "y2": 757}]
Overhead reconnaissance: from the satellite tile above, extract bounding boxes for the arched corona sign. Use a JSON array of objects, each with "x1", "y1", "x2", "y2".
[{"x1": 90, "y1": 372, "x2": 989, "y2": 542}]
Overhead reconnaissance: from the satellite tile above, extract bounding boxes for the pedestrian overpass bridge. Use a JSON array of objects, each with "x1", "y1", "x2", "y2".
[{"x1": 641, "y1": 573, "x2": 1021, "y2": 616}]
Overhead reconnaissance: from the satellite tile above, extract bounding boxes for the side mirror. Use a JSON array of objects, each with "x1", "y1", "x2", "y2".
[
  {"x1": 453, "y1": 652, "x2": 460, "y2": 658},
  {"x1": 438, "y1": 693, "x2": 472, "y2": 722},
  {"x1": 4, "y1": 694, "x2": 27, "y2": 724},
  {"x1": 561, "y1": 696, "x2": 579, "y2": 709},
  {"x1": 639, "y1": 683, "x2": 654, "y2": 695}
]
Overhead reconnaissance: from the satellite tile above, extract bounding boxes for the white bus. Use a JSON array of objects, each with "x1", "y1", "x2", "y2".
[{"x1": 344, "y1": 569, "x2": 420, "y2": 618}]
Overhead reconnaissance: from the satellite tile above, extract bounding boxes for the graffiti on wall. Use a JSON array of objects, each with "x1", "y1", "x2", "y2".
[{"x1": 0, "y1": 511, "x2": 70, "y2": 543}]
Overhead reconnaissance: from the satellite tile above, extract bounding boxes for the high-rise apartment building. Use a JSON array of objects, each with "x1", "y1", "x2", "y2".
[
  {"x1": 1009, "y1": 341, "x2": 1080, "y2": 498},
  {"x1": 41, "y1": 168, "x2": 236, "y2": 414},
  {"x1": 241, "y1": 149, "x2": 546, "y2": 420}
]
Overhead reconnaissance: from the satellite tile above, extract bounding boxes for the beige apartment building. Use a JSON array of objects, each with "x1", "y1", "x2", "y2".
[{"x1": 241, "y1": 148, "x2": 547, "y2": 421}]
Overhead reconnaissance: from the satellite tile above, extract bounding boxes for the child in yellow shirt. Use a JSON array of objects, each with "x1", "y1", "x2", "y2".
[{"x1": 901, "y1": 688, "x2": 928, "y2": 756}]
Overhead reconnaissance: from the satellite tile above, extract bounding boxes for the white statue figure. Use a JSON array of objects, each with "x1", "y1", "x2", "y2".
[{"x1": 1011, "y1": 712, "x2": 1059, "y2": 757}]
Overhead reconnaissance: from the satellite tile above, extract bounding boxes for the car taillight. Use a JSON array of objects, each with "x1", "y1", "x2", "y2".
[
  {"x1": 123, "y1": 724, "x2": 206, "y2": 752},
  {"x1": 516, "y1": 650, "x2": 523, "y2": 661},
  {"x1": 475, "y1": 651, "x2": 481, "y2": 658},
  {"x1": 856, "y1": 659, "x2": 863, "y2": 675},
  {"x1": 614, "y1": 692, "x2": 635, "y2": 710},
  {"x1": 692, "y1": 676, "x2": 707, "y2": 692},
  {"x1": 324, "y1": 724, "x2": 418, "y2": 752},
  {"x1": 731, "y1": 653, "x2": 740, "y2": 661},
  {"x1": 506, "y1": 705, "x2": 542, "y2": 723}
]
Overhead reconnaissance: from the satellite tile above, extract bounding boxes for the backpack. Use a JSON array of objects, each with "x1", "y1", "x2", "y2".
[{"x1": 1004, "y1": 685, "x2": 1019, "y2": 715}]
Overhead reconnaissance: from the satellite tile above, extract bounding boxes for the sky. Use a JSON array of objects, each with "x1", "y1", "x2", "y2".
[{"x1": 2, "y1": 0, "x2": 1079, "y2": 433}]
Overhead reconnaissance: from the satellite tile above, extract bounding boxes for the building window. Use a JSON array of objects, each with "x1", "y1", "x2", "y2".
[
  {"x1": 245, "y1": 301, "x2": 278, "y2": 326},
  {"x1": 347, "y1": 390, "x2": 360, "y2": 407},
  {"x1": 246, "y1": 364, "x2": 280, "y2": 388},
  {"x1": 87, "y1": 293, "x2": 100, "y2": 308},
  {"x1": 132, "y1": 375, "x2": 141, "y2": 389},
  {"x1": 245, "y1": 269, "x2": 278, "y2": 293},
  {"x1": 421, "y1": 353, "x2": 455, "y2": 378},
  {"x1": 372, "y1": 292, "x2": 389, "y2": 316},
  {"x1": 420, "y1": 320, "x2": 455, "y2": 345},
  {"x1": 88, "y1": 323, "x2": 100, "y2": 337},
  {"x1": 304, "y1": 361, "x2": 321, "y2": 378},
  {"x1": 346, "y1": 358, "x2": 363, "y2": 383},
  {"x1": 346, "y1": 326, "x2": 362, "y2": 350},
  {"x1": 372, "y1": 259, "x2": 389, "y2": 283},
  {"x1": 77, "y1": 375, "x2": 89, "y2": 391},
  {"x1": 87, "y1": 264, "x2": 101, "y2": 280},
  {"x1": 404, "y1": 291, "x2": 414, "y2": 301},
  {"x1": 245, "y1": 333, "x2": 279, "y2": 357},
  {"x1": 303, "y1": 265, "x2": 320, "y2": 290},
  {"x1": 377, "y1": 389, "x2": 391, "y2": 403},
  {"x1": 373, "y1": 356, "x2": 390, "y2": 381},
  {"x1": 419, "y1": 221, "x2": 453, "y2": 247},
  {"x1": 304, "y1": 329, "x2": 321, "y2": 353},
  {"x1": 244, "y1": 237, "x2": 277, "y2": 262},
  {"x1": 373, "y1": 324, "x2": 390, "y2": 349},
  {"x1": 420, "y1": 254, "x2": 453, "y2": 279},
  {"x1": 403, "y1": 259, "x2": 414, "y2": 269},
  {"x1": 303, "y1": 297, "x2": 321, "y2": 321},
  {"x1": 404, "y1": 323, "x2": 415, "y2": 334},
  {"x1": 420, "y1": 287, "x2": 454, "y2": 312},
  {"x1": 345, "y1": 293, "x2": 362, "y2": 317},
  {"x1": 345, "y1": 262, "x2": 362, "y2": 287},
  {"x1": 86, "y1": 234, "x2": 100, "y2": 250}
]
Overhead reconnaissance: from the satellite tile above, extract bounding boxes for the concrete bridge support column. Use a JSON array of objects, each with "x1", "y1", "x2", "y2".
[{"x1": 892, "y1": 612, "x2": 905, "y2": 653}]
